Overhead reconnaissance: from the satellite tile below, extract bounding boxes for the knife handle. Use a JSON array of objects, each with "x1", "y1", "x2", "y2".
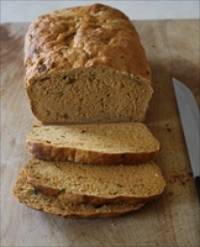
[{"x1": 195, "y1": 176, "x2": 200, "y2": 202}]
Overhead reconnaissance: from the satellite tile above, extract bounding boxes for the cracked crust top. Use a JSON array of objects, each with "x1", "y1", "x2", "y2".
[{"x1": 25, "y1": 4, "x2": 151, "y2": 83}]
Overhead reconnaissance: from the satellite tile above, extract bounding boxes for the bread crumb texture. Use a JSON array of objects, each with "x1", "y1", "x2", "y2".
[{"x1": 28, "y1": 123, "x2": 159, "y2": 152}]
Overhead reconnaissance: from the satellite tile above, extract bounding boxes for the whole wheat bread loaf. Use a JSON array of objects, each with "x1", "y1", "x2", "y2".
[
  {"x1": 25, "y1": 4, "x2": 153, "y2": 124},
  {"x1": 27, "y1": 122, "x2": 160, "y2": 164},
  {"x1": 13, "y1": 171, "x2": 145, "y2": 218},
  {"x1": 23, "y1": 159, "x2": 166, "y2": 205}
]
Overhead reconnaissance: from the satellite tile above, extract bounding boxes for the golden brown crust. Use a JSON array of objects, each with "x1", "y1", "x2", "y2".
[
  {"x1": 25, "y1": 3, "x2": 150, "y2": 83},
  {"x1": 13, "y1": 170, "x2": 145, "y2": 218},
  {"x1": 27, "y1": 141, "x2": 159, "y2": 165}
]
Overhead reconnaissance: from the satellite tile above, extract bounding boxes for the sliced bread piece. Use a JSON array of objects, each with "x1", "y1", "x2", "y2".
[
  {"x1": 26, "y1": 122, "x2": 160, "y2": 165},
  {"x1": 13, "y1": 171, "x2": 145, "y2": 218},
  {"x1": 24, "y1": 159, "x2": 166, "y2": 205}
]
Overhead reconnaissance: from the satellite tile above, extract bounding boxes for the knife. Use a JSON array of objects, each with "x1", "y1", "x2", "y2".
[{"x1": 173, "y1": 78, "x2": 200, "y2": 201}]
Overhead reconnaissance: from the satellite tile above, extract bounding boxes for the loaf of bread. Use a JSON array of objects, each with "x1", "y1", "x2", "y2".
[
  {"x1": 25, "y1": 4, "x2": 153, "y2": 124},
  {"x1": 13, "y1": 171, "x2": 145, "y2": 218},
  {"x1": 23, "y1": 159, "x2": 166, "y2": 205},
  {"x1": 27, "y1": 122, "x2": 160, "y2": 164}
]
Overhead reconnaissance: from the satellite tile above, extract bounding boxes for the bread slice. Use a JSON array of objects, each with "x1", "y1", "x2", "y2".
[
  {"x1": 23, "y1": 159, "x2": 166, "y2": 205},
  {"x1": 25, "y1": 4, "x2": 153, "y2": 124},
  {"x1": 13, "y1": 171, "x2": 145, "y2": 218},
  {"x1": 26, "y1": 123, "x2": 160, "y2": 165}
]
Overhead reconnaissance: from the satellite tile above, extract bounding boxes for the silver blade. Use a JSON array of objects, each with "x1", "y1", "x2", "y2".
[{"x1": 173, "y1": 78, "x2": 200, "y2": 177}]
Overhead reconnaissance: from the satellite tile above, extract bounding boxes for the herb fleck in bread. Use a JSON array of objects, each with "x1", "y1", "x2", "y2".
[
  {"x1": 23, "y1": 159, "x2": 166, "y2": 205},
  {"x1": 27, "y1": 123, "x2": 160, "y2": 164},
  {"x1": 13, "y1": 171, "x2": 145, "y2": 218},
  {"x1": 25, "y1": 4, "x2": 153, "y2": 123}
]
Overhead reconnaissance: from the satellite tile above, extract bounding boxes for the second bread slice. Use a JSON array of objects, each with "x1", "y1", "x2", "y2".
[
  {"x1": 24, "y1": 159, "x2": 166, "y2": 205},
  {"x1": 13, "y1": 171, "x2": 145, "y2": 218},
  {"x1": 27, "y1": 122, "x2": 160, "y2": 165}
]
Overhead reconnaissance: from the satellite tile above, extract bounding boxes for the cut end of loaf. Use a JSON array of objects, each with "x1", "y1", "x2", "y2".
[{"x1": 27, "y1": 66, "x2": 153, "y2": 124}]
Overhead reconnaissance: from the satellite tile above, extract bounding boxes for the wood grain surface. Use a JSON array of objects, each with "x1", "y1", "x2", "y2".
[{"x1": 1, "y1": 20, "x2": 200, "y2": 247}]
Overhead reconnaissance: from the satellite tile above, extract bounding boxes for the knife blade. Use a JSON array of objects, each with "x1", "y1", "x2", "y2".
[{"x1": 173, "y1": 78, "x2": 200, "y2": 201}]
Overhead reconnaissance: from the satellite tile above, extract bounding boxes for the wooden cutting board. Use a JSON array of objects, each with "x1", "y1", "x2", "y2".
[{"x1": 1, "y1": 20, "x2": 199, "y2": 247}]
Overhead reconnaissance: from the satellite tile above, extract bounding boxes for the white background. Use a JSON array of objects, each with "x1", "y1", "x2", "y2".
[{"x1": 1, "y1": 0, "x2": 200, "y2": 23}]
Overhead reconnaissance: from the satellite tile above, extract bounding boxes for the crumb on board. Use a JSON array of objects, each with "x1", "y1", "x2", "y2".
[
  {"x1": 165, "y1": 122, "x2": 172, "y2": 132},
  {"x1": 168, "y1": 171, "x2": 193, "y2": 186}
]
